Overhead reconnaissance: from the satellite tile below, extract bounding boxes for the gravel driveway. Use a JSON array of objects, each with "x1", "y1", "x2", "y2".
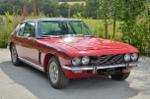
[{"x1": 0, "y1": 48, "x2": 150, "y2": 99}]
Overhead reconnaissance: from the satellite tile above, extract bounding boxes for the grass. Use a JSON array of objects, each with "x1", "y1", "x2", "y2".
[{"x1": 83, "y1": 18, "x2": 122, "y2": 40}]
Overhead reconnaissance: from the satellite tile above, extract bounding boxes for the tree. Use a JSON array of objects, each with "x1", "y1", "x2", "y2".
[
  {"x1": 97, "y1": 0, "x2": 112, "y2": 38},
  {"x1": 59, "y1": 3, "x2": 85, "y2": 18},
  {"x1": 0, "y1": 0, "x2": 13, "y2": 15},
  {"x1": 120, "y1": 0, "x2": 148, "y2": 55},
  {"x1": 40, "y1": 0, "x2": 59, "y2": 17},
  {"x1": 59, "y1": 3, "x2": 69, "y2": 17},
  {"x1": 111, "y1": 0, "x2": 122, "y2": 39},
  {"x1": 85, "y1": 0, "x2": 99, "y2": 19},
  {"x1": 30, "y1": 0, "x2": 59, "y2": 17}
]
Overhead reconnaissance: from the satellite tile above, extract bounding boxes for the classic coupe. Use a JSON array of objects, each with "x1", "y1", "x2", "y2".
[{"x1": 9, "y1": 18, "x2": 139, "y2": 89}]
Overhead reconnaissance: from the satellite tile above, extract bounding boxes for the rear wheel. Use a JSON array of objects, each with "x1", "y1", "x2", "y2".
[
  {"x1": 47, "y1": 57, "x2": 69, "y2": 89},
  {"x1": 111, "y1": 72, "x2": 130, "y2": 81},
  {"x1": 11, "y1": 45, "x2": 22, "y2": 66}
]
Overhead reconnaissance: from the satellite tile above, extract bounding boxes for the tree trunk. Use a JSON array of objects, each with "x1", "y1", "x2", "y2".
[
  {"x1": 32, "y1": 0, "x2": 38, "y2": 16},
  {"x1": 112, "y1": 17, "x2": 116, "y2": 39},
  {"x1": 148, "y1": 18, "x2": 150, "y2": 56},
  {"x1": 68, "y1": 5, "x2": 71, "y2": 18},
  {"x1": 22, "y1": 1, "x2": 28, "y2": 17},
  {"x1": 148, "y1": 9, "x2": 150, "y2": 57},
  {"x1": 104, "y1": 18, "x2": 108, "y2": 38}
]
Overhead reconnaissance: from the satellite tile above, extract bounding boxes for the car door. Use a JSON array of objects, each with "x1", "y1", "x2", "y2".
[
  {"x1": 20, "y1": 21, "x2": 41, "y2": 65},
  {"x1": 15, "y1": 23, "x2": 27, "y2": 58}
]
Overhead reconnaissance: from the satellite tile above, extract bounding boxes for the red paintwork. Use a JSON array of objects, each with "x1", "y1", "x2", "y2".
[
  {"x1": 10, "y1": 35, "x2": 139, "y2": 79},
  {"x1": 37, "y1": 36, "x2": 139, "y2": 57}
]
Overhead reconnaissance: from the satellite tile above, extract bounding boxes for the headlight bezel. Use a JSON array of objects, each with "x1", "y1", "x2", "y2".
[
  {"x1": 71, "y1": 56, "x2": 90, "y2": 66},
  {"x1": 71, "y1": 57, "x2": 81, "y2": 66},
  {"x1": 81, "y1": 56, "x2": 90, "y2": 65},
  {"x1": 131, "y1": 53, "x2": 139, "y2": 61},
  {"x1": 124, "y1": 54, "x2": 131, "y2": 62}
]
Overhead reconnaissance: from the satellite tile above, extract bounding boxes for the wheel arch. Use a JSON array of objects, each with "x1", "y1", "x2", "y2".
[
  {"x1": 9, "y1": 42, "x2": 14, "y2": 51},
  {"x1": 43, "y1": 53, "x2": 59, "y2": 72}
]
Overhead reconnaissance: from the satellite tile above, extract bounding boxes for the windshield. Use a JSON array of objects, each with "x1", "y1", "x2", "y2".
[{"x1": 37, "y1": 21, "x2": 94, "y2": 37}]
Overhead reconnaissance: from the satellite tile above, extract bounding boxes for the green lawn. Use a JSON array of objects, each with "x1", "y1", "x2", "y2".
[{"x1": 83, "y1": 19, "x2": 122, "y2": 40}]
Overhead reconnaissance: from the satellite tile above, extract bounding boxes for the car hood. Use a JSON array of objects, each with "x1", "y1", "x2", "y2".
[
  {"x1": 57, "y1": 36, "x2": 132, "y2": 51},
  {"x1": 37, "y1": 36, "x2": 138, "y2": 52}
]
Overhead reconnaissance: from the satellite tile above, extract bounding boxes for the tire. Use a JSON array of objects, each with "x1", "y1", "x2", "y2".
[
  {"x1": 111, "y1": 72, "x2": 130, "y2": 81},
  {"x1": 47, "y1": 57, "x2": 69, "y2": 89},
  {"x1": 10, "y1": 44, "x2": 22, "y2": 66}
]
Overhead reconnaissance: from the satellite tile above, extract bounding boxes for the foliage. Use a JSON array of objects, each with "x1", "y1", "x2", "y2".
[
  {"x1": 40, "y1": 0, "x2": 59, "y2": 17},
  {"x1": 0, "y1": 13, "x2": 20, "y2": 48},
  {"x1": 120, "y1": 0, "x2": 149, "y2": 55},
  {"x1": 83, "y1": 19, "x2": 122, "y2": 40},
  {"x1": 121, "y1": 19, "x2": 149, "y2": 55},
  {"x1": 58, "y1": 3, "x2": 69, "y2": 17},
  {"x1": 58, "y1": 3, "x2": 85, "y2": 17},
  {"x1": 84, "y1": 0, "x2": 99, "y2": 19},
  {"x1": 0, "y1": 13, "x2": 46, "y2": 48},
  {"x1": 0, "y1": 0, "x2": 13, "y2": 15}
]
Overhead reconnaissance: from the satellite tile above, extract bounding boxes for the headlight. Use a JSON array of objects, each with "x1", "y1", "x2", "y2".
[
  {"x1": 72, "y1": 57, "x2": 81, "y2": 66},
  {"x1": 124, "y1": 54, "x2": 131, "y2": 62},
  {"x1": 82, "y1": 56, "x2": 90, "y2": 65},
  {"x1": 131, "y1": 53, "x2": 138, "y2": 61}
]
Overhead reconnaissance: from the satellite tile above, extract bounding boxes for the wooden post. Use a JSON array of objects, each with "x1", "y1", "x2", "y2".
[
  {"x1": 148, "y1": 7, "x2": 150, "y2": 57},
  {"x1": 68, "y1": 0, "x2": 71, "y2": 18}
]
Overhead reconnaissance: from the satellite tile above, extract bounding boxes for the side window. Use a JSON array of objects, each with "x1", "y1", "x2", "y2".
[
  {"x1": 18, "y1": 23, "x2": 25, "y2": 36},
  {"x1": 23, "y1": 22, "x2": 36, "y2": 37}
]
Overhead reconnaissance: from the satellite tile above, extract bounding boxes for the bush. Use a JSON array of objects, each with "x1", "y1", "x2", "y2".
[
  {"x1": 0, "y1": 13, "x2": 47, "y2": 48},
  {"x1": 0, "y1": 13, "x2": 20, "y2": 48},
  {"x1": 0, "y1": 22, "x2": 20, "y2": 48},
  {"x1": 121, "y1": 18, "x2": 149, "y2": 56},
  {"x1": 83, "y1": 18, "x2": 122, "y2": 40}
]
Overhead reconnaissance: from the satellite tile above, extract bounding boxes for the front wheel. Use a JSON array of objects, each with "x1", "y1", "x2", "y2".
[
  {"x1": 111, "y1": 72, "x2": 130, "y2": 81},
  {"x1": 10, "y1": 45, "x2": 22, "y2": 66},
  {"x1": 47, "y1": 57, "x2": 69, "y2": 89}
]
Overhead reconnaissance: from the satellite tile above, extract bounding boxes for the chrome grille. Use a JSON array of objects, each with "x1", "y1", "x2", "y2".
[{"x1": 90, "y1": 54, "x2": 125, "y2": 66}]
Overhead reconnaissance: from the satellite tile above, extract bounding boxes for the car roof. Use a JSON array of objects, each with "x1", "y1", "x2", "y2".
[{"x1": 23, "y1": 18, "x2": 81, "y2": 23}]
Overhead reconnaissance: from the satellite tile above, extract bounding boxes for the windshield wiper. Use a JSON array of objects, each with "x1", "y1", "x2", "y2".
[
  {"x1": 39, "y1": 35, "x2": 61, "y2": 38},
  {"x1": 38, "y1": 34, "x2": 94, "y2": 38}
]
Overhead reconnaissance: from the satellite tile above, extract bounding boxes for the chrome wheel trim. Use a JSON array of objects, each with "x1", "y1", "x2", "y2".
[
  {"x1": 11, "y1": 46, "x2": 17, "y2": 63},
  {"x1": 49, "y1": 61, "x2": 59, "y2": 84}
]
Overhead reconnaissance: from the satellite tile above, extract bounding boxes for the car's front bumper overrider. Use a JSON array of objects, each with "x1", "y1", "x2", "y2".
[{"x1": 62, "y1": 63, "x2": 138, "y2": 73}]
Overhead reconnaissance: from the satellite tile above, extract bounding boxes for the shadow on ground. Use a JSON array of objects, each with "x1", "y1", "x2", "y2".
[{"x1": 0, "y1": 61, "x2": 139, "y2": 99}]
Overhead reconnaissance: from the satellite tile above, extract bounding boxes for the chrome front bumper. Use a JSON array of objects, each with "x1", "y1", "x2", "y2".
[{"x1": 62, "y1": 63, "x2": 138, "y2": 71}]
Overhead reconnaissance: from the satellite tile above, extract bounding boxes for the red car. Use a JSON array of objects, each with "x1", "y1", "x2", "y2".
[{"x1": 9, "y1": 18, "x2": 139, "y2": 89}]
